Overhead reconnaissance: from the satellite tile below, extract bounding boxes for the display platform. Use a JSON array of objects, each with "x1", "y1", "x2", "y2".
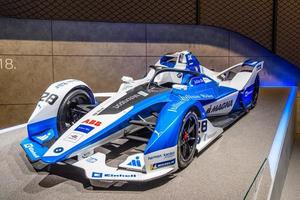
[{"x1": 0, "y1": 88, "x2": 296, "y2": 200}]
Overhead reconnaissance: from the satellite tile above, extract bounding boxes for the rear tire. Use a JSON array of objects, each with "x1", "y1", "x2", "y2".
[
  {"x1": 177, "y1": 110, "x2": 199, "y2": 169},
  {"x1": 251, "y1": 76, "x2": 260, "y2": 109},
  {"x1": 57, "y1": 87, "x2": 94, "y2": 135}
]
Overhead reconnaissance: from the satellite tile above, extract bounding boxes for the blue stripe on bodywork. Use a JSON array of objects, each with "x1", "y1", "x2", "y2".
[
  {"x1": 20, "y1": 137, "x2": 49, "y2": 162},
  {"x1": 144, "y1": 99, "x2": 206, "y2": 155},
  {"x1": 241, "y1": 84, "x2": 255, "y2": 107},
  {"x1": 27, "y1": 117, "x2": 58, "y2": 139},
  {"x1": 32, "y1": 129, "x2": 56, "y2": 145},
  {"x1": 22, "y1": 117, "x2": 58, "y2": 161}
]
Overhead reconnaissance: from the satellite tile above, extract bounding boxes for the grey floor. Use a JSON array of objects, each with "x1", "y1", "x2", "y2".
[
  {"x1": 0, "y1": 88, "x2": 289, "y2": 200},
  {"x1": 281, "y1": 134, "x2": 300, "y2": 200}
]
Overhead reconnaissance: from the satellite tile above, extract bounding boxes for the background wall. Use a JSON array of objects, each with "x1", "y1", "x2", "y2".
[
  {"x1": 0, "y1": 17, "x2": 299, "y2": 131},
  {"x1": 0, "y1": 0, "x2": 299, "y2": 67}
]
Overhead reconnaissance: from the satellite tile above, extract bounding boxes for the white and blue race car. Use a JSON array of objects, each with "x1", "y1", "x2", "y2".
[{"x1": 20, "y1": 51, "x2": 263, "y2": 185}]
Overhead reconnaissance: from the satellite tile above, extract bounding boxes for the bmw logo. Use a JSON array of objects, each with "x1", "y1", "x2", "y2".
[
  {"x1": 53, "y1": 147, "x2": 64, "y2": 153},
  {"x1": 177, "y1": 73, "x2": 183, "y2": 78}
]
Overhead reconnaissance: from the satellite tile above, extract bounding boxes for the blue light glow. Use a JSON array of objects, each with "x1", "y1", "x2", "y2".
[{"x1": 268, "y1": 86, "x2": 297, "y2": 179}]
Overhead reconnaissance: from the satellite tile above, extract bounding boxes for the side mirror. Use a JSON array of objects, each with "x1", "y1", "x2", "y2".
[{"x1": 121, "y1": 76, "x2": 134, "y2": 83}]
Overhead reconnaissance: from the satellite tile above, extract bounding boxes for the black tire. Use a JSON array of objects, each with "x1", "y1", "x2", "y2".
[
  {"x1": 251, "y1": 76, "x2": 260, "y2": 109},
  {"x1": 177, "y1": 110, "x2": 199, "y2": 169},
  {"x1": 57, "y1": 88, "x2": 94, "y2": 135}
]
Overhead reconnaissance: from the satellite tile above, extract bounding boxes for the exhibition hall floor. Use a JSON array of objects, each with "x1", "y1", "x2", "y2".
[
  {"x1": 0, "y1": 88, "x2": 290, "y2": 200},
  {"x1": 281, "y1": 134, "x2": 300, "y2": 200}
]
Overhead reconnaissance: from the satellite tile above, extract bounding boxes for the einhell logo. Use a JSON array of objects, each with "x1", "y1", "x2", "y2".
[
  {"x1": 206, "y1": 100, "x2": 233, "y2": 114},
  {"x1": 82, "y1": 119, "x2": 101, "y2": 126}
]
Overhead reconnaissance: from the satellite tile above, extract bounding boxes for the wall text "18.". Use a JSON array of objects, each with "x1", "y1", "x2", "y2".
[{"x1": 0, "y1": 58, "x2": 15, "y2": 70}]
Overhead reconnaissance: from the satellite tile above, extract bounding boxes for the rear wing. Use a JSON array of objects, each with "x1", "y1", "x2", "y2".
[
  {"x1": 216, "y1": 59, "x2": 264, "y2": 79},
  {"x1": 242, "y1": 59, "x2": 264, "y2": 72}
]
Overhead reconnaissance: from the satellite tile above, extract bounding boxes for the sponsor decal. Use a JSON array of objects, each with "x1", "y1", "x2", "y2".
[
  {"x1": 127, "y1": 156, "x2": 141, "y2": 167},
  {"x1": 64, "y1": 132, "x2": 83, "y2": 143},
  {"x1": 40, "y1": 92, "x2": 58, "y2": 105},
  {"x1": 92, "y1": 172, "x2": 103, "y2": 178},
  {"x1": 137, "y1": 91, "x2": 148, "y2": 97},
  {"x1": 151, "y1": 159, "x2": 176, "y2": 170},
  {"x1": 92, "y1": 172, "x2": 137, "y2": 178},
  {"x1": 179, "y1": 94, "x2": 214, "y2": 101},
  {"x1": 200, "y1": 120, "x2": 208, "y2": 133},
  {"x1": 244, "y1": 90, "x2": 253, "y2": 97},
  {"x1": 167, "y1": 101, "x2": 185, "y2": 112},
  {"x1": 163, "y1": 151, "x2": 175, "y2": 159},
  {"x1": 206, "y1": 100, "x2": 233, "y2": 114},
  {"x1": 75, "y1": 124, "x2": 94, "y2": 133},
  {"x1": 53, "y1": 147, "x2": 64, "y2": 153},
  {"x1": 23, "y1": 143, "x2": 39, "y2": 158},
  {"x1": 148, "y1": 154, "x2": 162, "y2": 160},
  {"x1": 36, "y1": 132, "x2": 52, "y2": 141},
  {"x1": 154, "y1": 130, "x2": 161, "y2": 136},
  {"x1": 93, "y1": 107, "x2": 105, "y2": 116},
  {"x1": 112, "y1": 94, "x2": 141, "y2": 109},
  {"x1": 86, "y1": 157, "x2": 98, "y2": 163},
  {"x1": 203, "y1": 77, "x2": 211, "y2": 83},
  {"x1": 54, "y1": 79, "x2": 77, "y2": 89},
  {"x1": 191, "y1": 77, "x2": 204, "y2": 85},
  {"x1": 82, "y1": 119, "x2": 101, "y2": 126},
  {"x1": 148, "y1": 151, "x2": 175, "y2": 161},
  {"x1": 81, "y1": 151, "x2": 92, "y2": 159}
]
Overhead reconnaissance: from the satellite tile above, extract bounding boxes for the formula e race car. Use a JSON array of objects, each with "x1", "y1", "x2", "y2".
[{"x1": 20, "y1": 51, "x2": 263, "y2": 185}]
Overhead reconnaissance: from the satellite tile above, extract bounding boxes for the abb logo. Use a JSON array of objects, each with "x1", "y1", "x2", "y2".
[{"x1": 82, "y1": 119, "x2": 101, "y2": 126}]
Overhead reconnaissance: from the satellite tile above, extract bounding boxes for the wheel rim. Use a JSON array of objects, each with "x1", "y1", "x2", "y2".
[
  {"x1": 58, "y1": 91, "x2": 92, "y2": 134},
  {"x1": 179, "y1": 114, "x2": 198, "y2": 162}
]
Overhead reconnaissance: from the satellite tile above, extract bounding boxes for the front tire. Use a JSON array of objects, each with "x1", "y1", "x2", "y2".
[
  {"x1": 177, "y1": 110, "x2": 199, "y2": 169},
  {"x1": 57, "y1": 87, "x2": 94, "y2": 135}
]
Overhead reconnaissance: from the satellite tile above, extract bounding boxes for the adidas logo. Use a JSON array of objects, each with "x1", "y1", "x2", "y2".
[{"x1": 127, "y1": 156, "x2": 141, "y2": 167}]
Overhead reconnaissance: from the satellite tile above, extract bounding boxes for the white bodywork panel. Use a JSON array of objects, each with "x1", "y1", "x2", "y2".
[
  {"x1": 144, "y1": 146, "x2": 178, "y2": 173},
  {"x1": 203, "y1": 91, "x2": 239, "y2": 117},
  {"x1": 197, "y1": 119, "x2": 223, "y2": 152},
  {"x1": 72, "y1": 146, "x2": 178, "y2": 183},
  {"x1": 219, "y1": 72, "x2": 252, "y2": 91},
  {"x1": 213, "y1": 61, "x2": 263, "y2": 91},
  {"x1": 73, "y1": 152, "x2": 174, "y2": 182}
]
